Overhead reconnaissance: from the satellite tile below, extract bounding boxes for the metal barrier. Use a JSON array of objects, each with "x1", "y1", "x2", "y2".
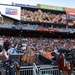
[
  {"x1": 20, "y1": 65, "x2": 75, "y2": 75},
  {"x1": 0, "y1": 65, "x2": 74, "y2": 75},
  {"x1": 33, "y1": 63, "x2": 38, "y2": 75},
  {"x1": 0, "y1": 62, "x2": 75, "y2": 75},
  {"x1": 38, "y1": 66, "x2": 60, "y2": 75},
  {"x1": 0, "y1": 68, "x2": 5, "y2": 75},
  {"x1": 38, "y1": 68, "x2": 60, "y2": 75},
  {"x1": 20, "y1": 66, "x2": 33, "y2": 75}
]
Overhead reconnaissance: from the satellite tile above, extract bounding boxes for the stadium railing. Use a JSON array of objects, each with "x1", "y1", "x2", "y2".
[
  {"x1": 1, "y1": 24, "x2": 75, "y2": 33},
  {"x1": 20, "y1": 65, "x2": 60, "y2": 75},
  {"x1": 20, "y1": 64, "x2": 75, "y2": 75},
  {"x1": 0, "y1": 64, "x2": 74, "y2": 75}
]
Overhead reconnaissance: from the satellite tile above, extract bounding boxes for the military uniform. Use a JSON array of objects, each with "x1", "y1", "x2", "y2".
[{"x1": 58, "y1": 54, "x2": 73, "y2": 75}]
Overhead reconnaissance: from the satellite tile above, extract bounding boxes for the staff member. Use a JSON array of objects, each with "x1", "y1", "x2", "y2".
[{"x1": 58, "y1": 52, "x2": 73, "y2": 75}]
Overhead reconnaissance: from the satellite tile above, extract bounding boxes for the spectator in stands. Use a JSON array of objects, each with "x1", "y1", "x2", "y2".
[
  {"x1": 21, "y1": 41, "x2": 27, "y2": 52},
  {"x1": 0, "y1": 48, "x2": 8, "y2": 60},
  {"x1": 27, "y1": 49, "x2": 36, "y2": 65},
  {"x1": 21, "y1": 9, "x2": 67, "y2": 24},
  {"x1": 43, "y1": 12, "x2": 50, "y2": 22},
  {"x1": 0, "y1": 46, "x2": 2, "y2": 52},
  {"x1": 37, "y1": 9, "x2": 43, "y2": 22},
  {"x1": 0, "y1": 37, "x2": 4, "y2": 47},
  {"x1": 44, "y1": 47, "x2": 54, "y2": 58},
  {"x1": 0, "y1": 35, "x2": 75, "y2": 67},
  {"x1": 3, "y1": 39, "x2": 10, "y2": 51},
  {"x1": 8, "y1": 44, "x2": 18, "y2": 56}
]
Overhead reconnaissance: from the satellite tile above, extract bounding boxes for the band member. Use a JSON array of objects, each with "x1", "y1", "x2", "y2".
[{"x1": 58, "y1": 52, "x2": 74, "y2": 75}]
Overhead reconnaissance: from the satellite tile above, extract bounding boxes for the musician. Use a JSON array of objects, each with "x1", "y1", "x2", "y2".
[{"x1": 58, "y1": 52, "x2": 74, "y2": 75}]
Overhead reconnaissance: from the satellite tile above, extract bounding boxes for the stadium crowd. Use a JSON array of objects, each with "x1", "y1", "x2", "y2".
[
  {"x1": 0, "y1": 35, "x2": 74, "y2": 75},
  {"x1": 0, "y1": 35, "x2": 75, "y2": 59},
  {"x1": 21, "y1": 9, "x2": 67, "y2": 24}
]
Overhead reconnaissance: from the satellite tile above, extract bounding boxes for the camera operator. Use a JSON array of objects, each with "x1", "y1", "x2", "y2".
[{"x1": 58, "y1": 49, "x2": 74, "y2": 75}]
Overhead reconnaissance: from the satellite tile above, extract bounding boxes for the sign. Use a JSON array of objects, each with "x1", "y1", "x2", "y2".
[
  {"x1": 37, "y1": 4, "x2": 63, "y2": 11},
  {"x1": 15, "y1": 3, "x2": 36, "y2": 8},
  {"x1": 0, "y1": 4, "x2": 21, "y2": 20},
  {"x1": 64, "y1": 7, "x2": 75, "y2": 12},
  {"x1": 5, "y1": 8, "x2": 18, "y2": 15},
  {"x1": 36, "y1": 27, "x2": 49, "y2": 32},
  {"x1": 64, "y1": 7, "x2": 75, "y2": 19},
  {"x1": 68, "y1": 12, "x2": 75, "y2": 16},
  {"x1": 50, "y1": 29, "x2": 59, "y2": 32},
  {"x1": 68, "y1": 15, "x2": 75, "y2": 19}
]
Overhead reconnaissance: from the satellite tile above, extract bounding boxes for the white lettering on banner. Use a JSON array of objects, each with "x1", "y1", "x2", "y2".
[{"x1": 68, "y1": 12, "x2": 75, "y2": 16}]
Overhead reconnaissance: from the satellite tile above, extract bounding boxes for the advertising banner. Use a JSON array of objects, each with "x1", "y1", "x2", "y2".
[
  {"x1": 67, "y1": 12, "x2": 75, "y2": 16},
  {"x1": 36, "y1": 27, "x2": 49, "y2": 32},
  {"x1": 64, "y1": 7, "x2": 75, "y2": 19},
  {"x1": 67, "y1": 12, "x2": 75, "y2": 19},
  {"x1": 68, "y1": 15, "x2": 75, "y2": 19},
  {"x1": 15, "y1": 3, "x2": 36, "y2": 8},
  {"x1": 64, "y1": 7, "x2": 75, "y2": 12},
  {"x1": 37, "y1": 4, "x2": 63, "y2": 11},
  {"x1": 50, "y1": 29, "x2": 59, "y2": 32},
  {"x1": 0, "y1": 5, "x2": 21, "y2": 20}
]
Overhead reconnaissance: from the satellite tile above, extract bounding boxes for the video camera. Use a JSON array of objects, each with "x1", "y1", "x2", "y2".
[{"x1": 58, "y1": 48, "x2": 75, "y2": 63}]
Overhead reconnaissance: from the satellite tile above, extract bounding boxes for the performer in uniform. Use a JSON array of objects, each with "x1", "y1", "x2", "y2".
[{"x1": 58, "y1": 52, "x2": 74, "y2": 75}]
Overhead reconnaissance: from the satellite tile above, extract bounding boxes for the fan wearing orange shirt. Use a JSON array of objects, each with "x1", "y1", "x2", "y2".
[{"x1": 44, "y1": 47, "x2": 54, "y2": 58}]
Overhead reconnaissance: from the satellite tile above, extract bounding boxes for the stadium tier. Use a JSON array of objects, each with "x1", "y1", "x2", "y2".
[{"x1": 0, "y1": 4, "x2": 75, "y2": 35}]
